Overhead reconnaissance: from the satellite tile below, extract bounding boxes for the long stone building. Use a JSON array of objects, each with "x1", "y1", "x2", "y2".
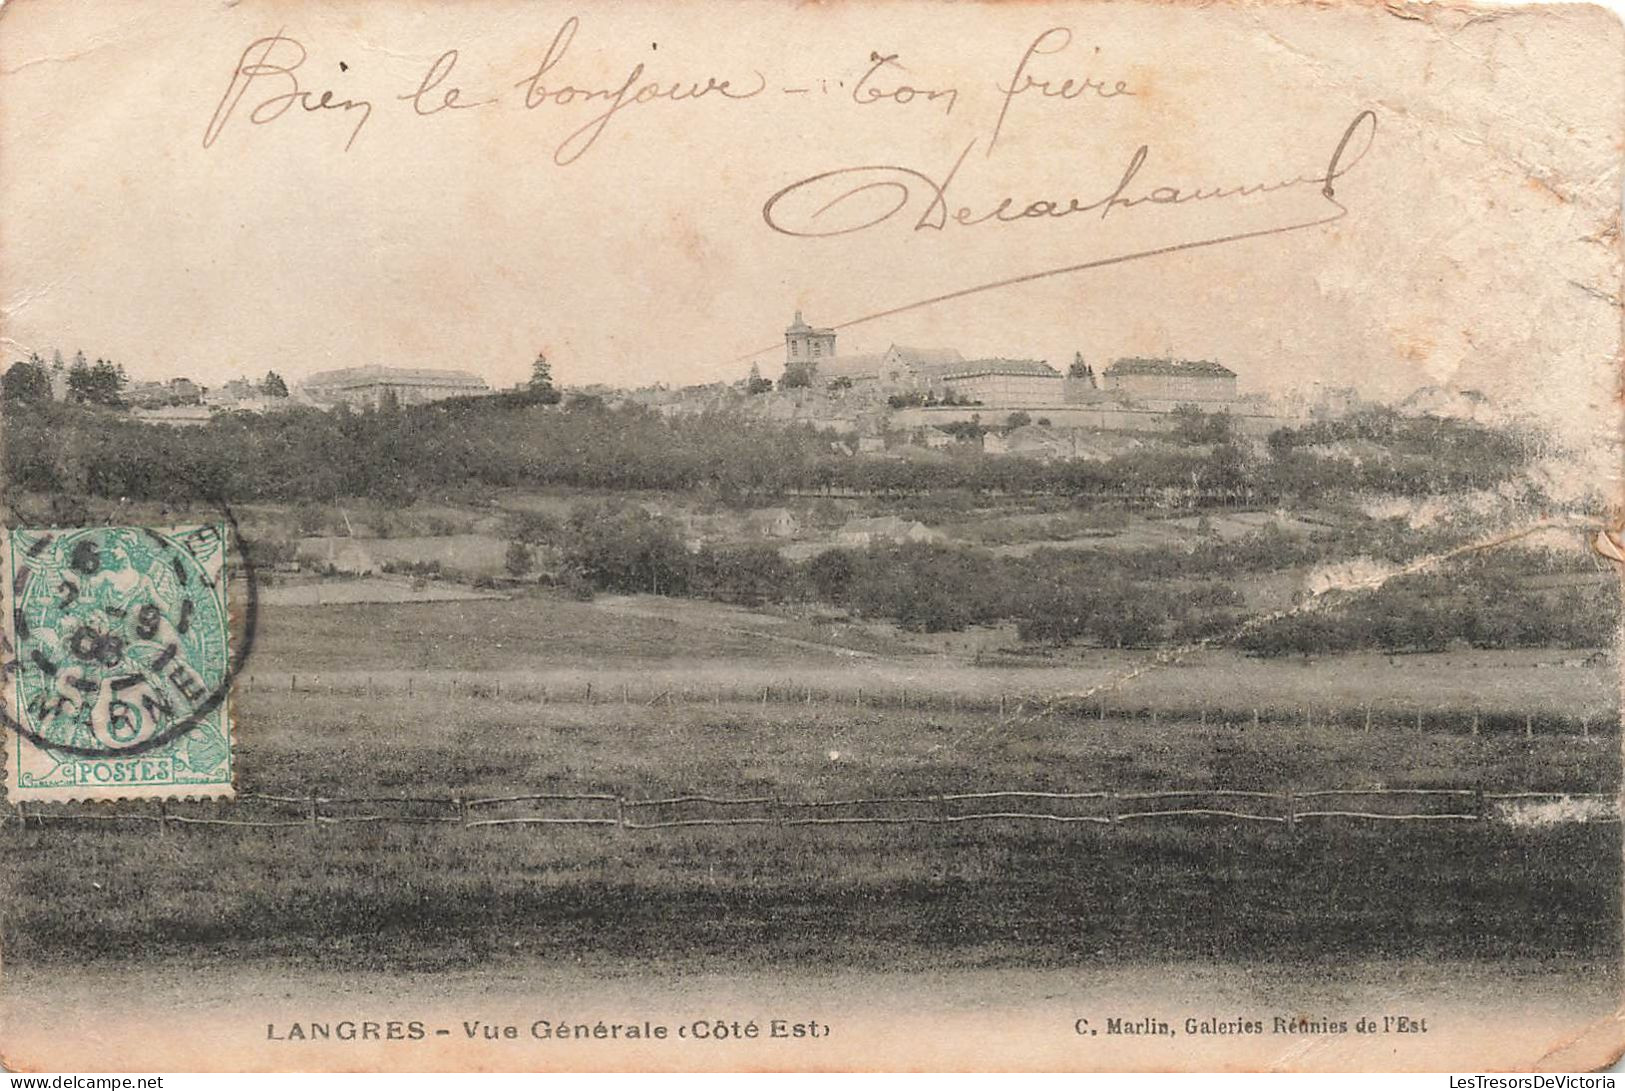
[
  {"x1": 1101, "y1": 358, "x2": 1238, "y2": 401},
  {"x1": 938, "y1": 360, "x2": 1063, "y2": 405},
  {"x1": 299, "y1": 366, "x2": 491, "y2": 408}
]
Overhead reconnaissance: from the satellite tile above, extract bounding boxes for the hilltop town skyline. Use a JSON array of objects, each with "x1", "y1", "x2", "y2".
[{"x1": 1, "y1": 315, "x2": 1524, "y2": 414}]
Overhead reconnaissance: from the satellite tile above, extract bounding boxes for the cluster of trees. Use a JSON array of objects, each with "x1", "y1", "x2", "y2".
[
  {"x1": 3, "y1": 350, "x2": 126, "y2": 406},
  {"x1": 1239, "y1": 557, "x2": 1616, "y2": 656},
  {"x1": 4, "y1": 350, "x2": 298, "y2": 410},
  {"x1": 1265, "y1": 409, "x2": 1539, "y2": 495},
  {"x1": 538, "y1": 501, "x2": 1274, "y2": 636},
  {"x1": 1170, "y1": 405, "x2": 1237, "y2": 445},
  {"x1": 514, "y1": 501, "x2": 797, "y2": 606},
  {"x1": 7, "y1": 387, "x2": 1546, "y2": 514},
  {"x1": 535, "y1": 501, "x2": 1613, "y2": 651},
  {"x1": 745, "y1": 364, "x2": 774, "y2": 395}
]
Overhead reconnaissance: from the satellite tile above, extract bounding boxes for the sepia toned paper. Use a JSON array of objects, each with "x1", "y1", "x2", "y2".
[{"x1": 0, "y1": 0, "x2": 1621, "y2": 1072}]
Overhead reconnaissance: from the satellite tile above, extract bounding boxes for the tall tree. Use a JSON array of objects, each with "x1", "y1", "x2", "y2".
[
  {"x1": 261, "y1": 370, "x2": 289, "y2": 397},
  {"x1": 68, "y1": 358, "x2": 127, "y2": 406},
  {"x1": 3, "y1": 353, "x2": 51, "y2": 404},
  {"x1": 528, "y1": 352, "x2": 562, "y2": 404},
  {"x1": 66, "y1": 351, "x2": 90, "y2": 401}
]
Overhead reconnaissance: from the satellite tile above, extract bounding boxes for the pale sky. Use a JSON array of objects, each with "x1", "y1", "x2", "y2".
[{"x1": 0, "y1": 0, "x2": 1619, "y2": 434}]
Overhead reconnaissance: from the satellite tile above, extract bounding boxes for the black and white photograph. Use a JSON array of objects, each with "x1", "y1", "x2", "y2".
[{"x1": 0, "y1": 0, "x2": 1620, "y2": 1072}]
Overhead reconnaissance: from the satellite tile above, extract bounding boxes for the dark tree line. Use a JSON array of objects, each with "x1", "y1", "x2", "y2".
[
  {"x1": 4, "y1": 350, "x2": 126, "y2": 406},
  {"x1": 6, "y1": 397, "x2": 1544, "y2": 508},
  {"x1": 545, "y1": 498, "x2": 1611, "y2": 649}
]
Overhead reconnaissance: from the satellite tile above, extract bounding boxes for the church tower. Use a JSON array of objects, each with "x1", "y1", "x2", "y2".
[{"x1": 785, "y1": 311, "x2": 837, "y2": 376}]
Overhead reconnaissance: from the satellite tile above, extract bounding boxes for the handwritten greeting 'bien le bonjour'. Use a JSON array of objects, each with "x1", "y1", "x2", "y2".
[
  {"x1": 202, "y1": 15, "x2": 1375, "y2": 325},
  {"x1": 204, "y1": 18, "x2": 1134, "y2": 165}
]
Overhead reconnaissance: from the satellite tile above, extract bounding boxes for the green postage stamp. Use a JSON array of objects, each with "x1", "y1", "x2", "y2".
[{"x1": 3, "y1": 525, "x2": 234, "y2": 802}]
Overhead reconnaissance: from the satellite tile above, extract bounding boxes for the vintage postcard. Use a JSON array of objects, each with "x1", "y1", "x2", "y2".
[{"x1": 0, "y1": 0, "x2": 1621, "y2": 1073}]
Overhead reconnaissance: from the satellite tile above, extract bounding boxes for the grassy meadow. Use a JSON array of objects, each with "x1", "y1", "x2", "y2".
[
  {"x1": 241, "y1": 589, "x2": 1621, "y2": 724},
  {"x1": 3, "y1": 578, "x2": 1618, "y2": 977},
  {"x1": 2, "y1": 679, "x2": 1618, "y2": 974}
]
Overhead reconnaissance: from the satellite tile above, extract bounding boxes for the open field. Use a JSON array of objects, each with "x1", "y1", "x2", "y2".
[
  {"x1": 4, "y1": 819, "x2": 1615, "y2": 975},
  {"x1": 225, "y1": 693, "x2": 1624, "y2": 799},
  {"x1": 6, "y1": 581, "x2": 1617, "y2": 980},
  {"x1": 2, "y1": 689, "x2": 1618, "y2": 973},
  {"x1": 260, "y1": 577, "x2": 509, "y2": 607},
  {"x1": 243, "y1": 591, "x2": 1621, "y2": 721}
]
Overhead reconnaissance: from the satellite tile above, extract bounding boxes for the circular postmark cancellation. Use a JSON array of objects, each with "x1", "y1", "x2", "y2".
[{"x1": 2, "y1": 507, "x2": 258, "y2": 799}]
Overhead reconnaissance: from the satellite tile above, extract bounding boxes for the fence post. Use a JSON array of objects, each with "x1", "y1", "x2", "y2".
[
  {"x1": 1199, "y1": 708, "x2": 1207, "y2": 729},
  {"x1": 1253, "y1": 708, "x2": 1260, "y2": 730},
  {"x1": 616, "y1": 796, "x2": 626, "y2": 829},
  {"x1": 1525, "y1": 713, "x2": 1533, "y2": 740},
  {"x1": 1100, "y1": 696, "x2": 1107, "y2": 722},
  {"x1": 14, "y1": 802, "x2": 24, "y2": 829},
  {"x1": 1471, "y1": 711, "x2": 1479, "y2": 737},
  {"x1": 408, "y1": 676, "x2": 414, "y2": 698},
  {"x1": 1416, "y1": 708, "x2": 1424, "y2": 733},
  {"x1": 451, "y1": 678, "x2": 458, "y2": 698},
  {"x1": 1284, "y1": 789, "x2": 1297, "y2": 837},
  {"x1": 1364, "y1": 705, "x2": 1371, "y2": 733},
  {"x1": 762, "y1": 685, "x2": 769, "y2": 706},
  {"x1": 999, "y1": 693, "x2": 1006, "y2": 718},
  {"x1": 1305, "y1": 706, "x2": 1312, "y2": 730},
  {"x1": 1582, "y1": 716, "x2": 1590, "y2": 741},
  {"x1": 1107, "y1": 791, "x2": 1118, "y2": 827},
  {"x1": 455, "y1": 797, "x2": 468, "y2": 827},
  {"x1": 622, "y1": 682, "x2": 629, "y2": 705},
  {"x1": 156, "y1": 800, "x2": 167, "y2": 837},
  {"x1": 1151, "y1": 708, "x2": 1158, "y2": 727},
  {"x1": 291, "y1": 674, "x2": 297, "y2": 692},
  {"x1": 935, "y1": 795, "x2": 949, "y2": 825},
  {"x1": 1473, "y1": 788, "x2": 1486, "y2": 821},
  {"x1": 856, "y1": 688, "x2": 863, "y2": 708},
  {"x1": 585, "y1": 682, "x2": 592, "y2": 704},
  {"x1": 308, "y1": 793, "x2": 320, "y2": 832}
]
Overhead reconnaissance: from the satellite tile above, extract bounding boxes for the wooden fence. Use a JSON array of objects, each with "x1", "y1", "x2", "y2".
[
  {"x1": 238, "y1": 673, "x2": 1620, "y2": 739},
  {"x1": 6, "y1": 786, "x2": 1617, "y2": 832}
]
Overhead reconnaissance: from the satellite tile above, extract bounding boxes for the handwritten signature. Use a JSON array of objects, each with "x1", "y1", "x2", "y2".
[
  {"x1": 761, "y1": 110, "x2": 1376, "y2": 238},
  {"x1": 746, "y1": 111, "x2": 1376, "y2": 344}
]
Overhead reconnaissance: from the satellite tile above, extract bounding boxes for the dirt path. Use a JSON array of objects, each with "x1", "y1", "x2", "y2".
[{"x1": 592, "y1": 595, "x2": 881, "y2": 659}]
